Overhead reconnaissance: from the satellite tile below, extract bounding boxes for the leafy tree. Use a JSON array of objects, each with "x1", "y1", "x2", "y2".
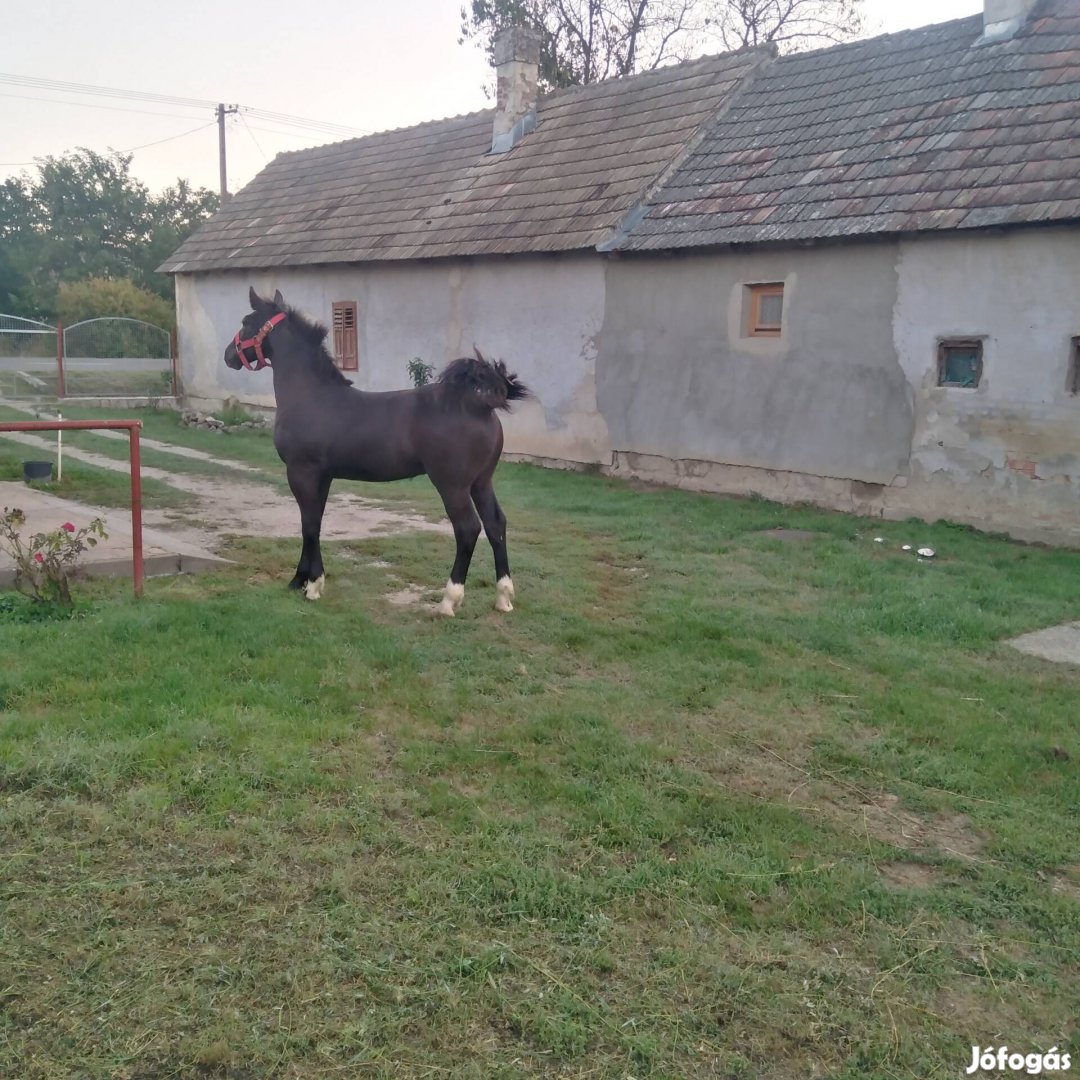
[
  {"x1": 139, "y1": 179, "x2": 220, "y2": 298},
  {"x1": 0, "y1": 177, "x2": 34, "y2": 310},
  {"x1": 0, "y1": 148, "x2": 217, "y2": 318},
  {"x1": 460, "y1": 0, "x2": 864, "y2": 91}
]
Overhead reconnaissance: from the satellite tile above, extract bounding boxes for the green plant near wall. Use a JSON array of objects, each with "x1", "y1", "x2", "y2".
[{"x1": 407, "y1": 357, "x2": 435, "y2": 388}]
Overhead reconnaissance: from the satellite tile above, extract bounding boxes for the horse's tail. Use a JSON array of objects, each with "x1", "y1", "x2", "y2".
[{"x1": 437, "y1": 347, "x2": 533, "y2": 412}]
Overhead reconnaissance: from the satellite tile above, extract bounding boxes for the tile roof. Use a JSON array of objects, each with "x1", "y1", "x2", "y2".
[
  {"x1": 624, "y1": 1, "x2": 1080, "y2": 250},
  {"x1": 158, "y1": 49, "x2": 764, "y2": 272},
  {"x1": 161, "y1": 1, "x2": 1080, "y2": 273}
]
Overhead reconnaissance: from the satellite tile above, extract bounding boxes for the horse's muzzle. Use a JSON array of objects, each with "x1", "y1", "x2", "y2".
[{"x1": 224, "y1": 342, "x2": 242, "y2": 369}]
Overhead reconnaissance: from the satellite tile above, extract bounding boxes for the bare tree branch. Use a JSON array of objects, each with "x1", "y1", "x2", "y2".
[{"x1": 462, "y1": 0, "x2": 864, "y2": 91}]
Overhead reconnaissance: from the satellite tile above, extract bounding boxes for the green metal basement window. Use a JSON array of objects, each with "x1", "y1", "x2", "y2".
[{"x1": 937, "y1": 339, "x2": 983, "y2": 389}]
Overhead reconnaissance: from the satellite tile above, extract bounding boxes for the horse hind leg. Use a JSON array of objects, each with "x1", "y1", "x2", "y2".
[
  {"x1": 286, "y1": 467, "x2": 331, "y2": 600},
  {"x1": 472, "y1": 482, "x2": 514, "y2": 612},
  {"x1": 436, "y1": 487, "x2": 482, "y2": 617}
]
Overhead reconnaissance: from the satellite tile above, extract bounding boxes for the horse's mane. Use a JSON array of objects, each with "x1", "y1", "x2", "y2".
[
  {"x1": 437, "y1": 349, "x2": 531, "y2": 412},
  {"x1": 283, "y1": 305, "x2": 352, "y2": 386}
]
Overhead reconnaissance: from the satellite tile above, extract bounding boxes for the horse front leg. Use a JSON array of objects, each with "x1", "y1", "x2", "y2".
[
  {"x1": 286, "y1": 466, "x2": 331, "y2": 600},
  {"x1": 435, "y1": 486, "x2": 482, "y2": 617}
]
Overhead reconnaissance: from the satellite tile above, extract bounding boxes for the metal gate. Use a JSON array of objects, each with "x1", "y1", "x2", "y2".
[
  {"x1": 0, "y1": 314, "x2": 59, "y2": 397},
  {"x1": 0, "y1": 314, "x2": 176, "y2": 399},
  {"x1": 62, "y1": 318, "x2": 175, "y2": 398}
]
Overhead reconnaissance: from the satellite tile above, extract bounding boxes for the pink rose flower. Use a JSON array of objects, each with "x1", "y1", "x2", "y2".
[
  {"x1": 62, "y1": 522, "x2": 75, "y2": 532},
  {"x1": 34, "y1": 552, "x2": 44, "y2": 563}
]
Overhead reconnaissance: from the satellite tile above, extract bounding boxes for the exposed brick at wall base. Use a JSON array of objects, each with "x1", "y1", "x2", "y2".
[
  {"x1": 1006, "y1": 458, "x2": 1039, "y2": 479},
  {"x1": 504, "y1": 450, "x2": 1080, "y2": 549}
]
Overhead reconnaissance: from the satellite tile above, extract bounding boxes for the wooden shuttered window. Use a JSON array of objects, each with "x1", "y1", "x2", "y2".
[
  {"x1": 332, "y1": 301, "x2": 358, "y2": 371},
  {"x1": 746, "y1": 283, "x2": 785, "y2": 338}
]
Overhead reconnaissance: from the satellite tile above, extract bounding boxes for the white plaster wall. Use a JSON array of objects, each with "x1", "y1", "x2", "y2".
[
  {"x1": 599, "y1": 230, "x2": 1080, "y2": 543},
  {"x1": 171, "y1": 227, "x2": 1080, "y2": 544},
  {"x1": 893, "y1": 228, "x2": 1080, "y2": 540},
  {"x1": 174, "y1": 253, "x2": 610, "y2": 463},
  {"x1": 600, "y1": 244, "x2": 913, "y2": 483}
]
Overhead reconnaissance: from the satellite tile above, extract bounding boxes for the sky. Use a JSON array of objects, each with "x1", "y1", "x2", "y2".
[{"x1": 1, "y1": 0, "x2": 982, "y2": 197}]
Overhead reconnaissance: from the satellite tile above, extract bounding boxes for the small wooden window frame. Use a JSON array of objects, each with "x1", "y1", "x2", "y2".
[
  {"x1": 332, "y1": 301, "x2": 358, "y2": 372},
  {"x1": 936, "y1": 338, "x2": 983, "y2": 389},
  {"x1": 1069, "y1": 337, "x2": 1080, "y2": 396},
  {"x1": 746, "y1": 283, "x2": 785, "y2": 338}
]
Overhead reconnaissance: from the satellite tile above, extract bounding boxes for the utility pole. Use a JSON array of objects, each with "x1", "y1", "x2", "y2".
[{"x1": 216, "y1": 103, "x2": 239, "y2": 201}]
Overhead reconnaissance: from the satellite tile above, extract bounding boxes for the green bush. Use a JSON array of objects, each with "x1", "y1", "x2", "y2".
[{"x1": 57, "y1": 277, "x2": 175, "y2": 331}]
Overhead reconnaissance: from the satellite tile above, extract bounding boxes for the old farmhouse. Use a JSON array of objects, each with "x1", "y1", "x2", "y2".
[{"x1": 160, "y1": 0, "x2": 1080, "y2": 545}]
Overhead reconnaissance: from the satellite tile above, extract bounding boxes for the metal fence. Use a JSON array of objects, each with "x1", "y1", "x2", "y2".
[
  {"x1": 0, "y1": 314, "x2": 176, "y2": 399},
  {"x1": 0, "y1": 314, "x2": 58, "y2": 397}
]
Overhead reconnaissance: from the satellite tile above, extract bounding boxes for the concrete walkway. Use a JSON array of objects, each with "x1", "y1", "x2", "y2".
[
  {"x1": 1007, "y1": 622, "x2": 1080, "y2": 666},
  {"x1": 0, "y1": 480, "x2": 229, "y2": 590}
]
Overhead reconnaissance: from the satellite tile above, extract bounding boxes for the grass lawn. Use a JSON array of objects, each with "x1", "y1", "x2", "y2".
[{"x1": 1, "y1": 410, "x2": 1078, "y2": 1079}]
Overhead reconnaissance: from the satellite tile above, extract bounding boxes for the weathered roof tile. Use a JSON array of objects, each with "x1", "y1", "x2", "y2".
[
  {"x1": 160, "y1": 49, "x2": 763, "y2": 272},
  {"x1": 623, "y1": 3, "x2": 1080, "y2": 250},
  {"x1": 161, "y1": 2, "x2": 1080, "y2": 272}
]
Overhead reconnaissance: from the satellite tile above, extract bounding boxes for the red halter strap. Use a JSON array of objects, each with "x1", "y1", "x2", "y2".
[{"x1": 233, "y1": 312, "x2": 286, "y2": 371}]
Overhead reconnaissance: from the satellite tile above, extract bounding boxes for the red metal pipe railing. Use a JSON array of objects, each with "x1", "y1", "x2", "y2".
[{"x1": 0, "y1": 419, "x2": 144, "y2": 597}]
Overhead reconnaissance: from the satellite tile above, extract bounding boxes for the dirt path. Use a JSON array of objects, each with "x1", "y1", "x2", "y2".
[{"x1": 3, "y1": 429, "x2": 451, "y2": 555}]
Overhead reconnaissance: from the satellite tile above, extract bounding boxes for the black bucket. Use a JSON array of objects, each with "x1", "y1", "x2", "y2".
[{"x1": 23, "y1": 460, "x2": 53, "y2": 483}]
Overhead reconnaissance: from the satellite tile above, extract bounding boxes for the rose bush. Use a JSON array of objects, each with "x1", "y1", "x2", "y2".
[{"x1": 1, "y1": 507, "x2": 107, "y2": 606}]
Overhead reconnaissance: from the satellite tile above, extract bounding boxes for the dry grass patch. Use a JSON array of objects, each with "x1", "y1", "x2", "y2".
[
  {"x1": 878, "y1": 861, "x2": 943, "y2": 890},
  {"x1": 1050, "y1": 866, "x2": 1080, "y2": 904}
]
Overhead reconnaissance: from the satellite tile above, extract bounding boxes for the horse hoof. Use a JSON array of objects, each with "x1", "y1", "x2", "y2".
[
  {"x1": 495, "y1": 576, "x2": 515, "y2": 612},
  {"x1": 436, "y1": 599, "x2": 457, "y2": 617},
  {"x1": 438, "y1": 580, "x2": 464, "y2": 616},
  {"x1": 304, "y1": 574, "x2": 325, "y2": 601}
]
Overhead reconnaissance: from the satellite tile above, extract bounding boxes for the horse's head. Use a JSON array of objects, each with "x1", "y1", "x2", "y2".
[{"x1": 224, "y1": 286, "x2": 287, "y2": 371}]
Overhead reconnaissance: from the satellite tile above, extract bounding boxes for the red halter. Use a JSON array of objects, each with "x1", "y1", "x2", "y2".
[{"x1": 233, "y1": 312, "x2": 286, "y2": 371}]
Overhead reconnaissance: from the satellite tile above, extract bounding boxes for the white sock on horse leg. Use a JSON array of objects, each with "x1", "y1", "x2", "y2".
[
  {"x1": 437, "y1": 579, "x2": 464, "y2": 617},
  {"x1": 494, "y1": 575, "x2": 514, "y2": 612}
]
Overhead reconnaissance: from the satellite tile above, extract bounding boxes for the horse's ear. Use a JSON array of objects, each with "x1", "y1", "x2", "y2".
[
  {"x1": 473, "y1": 344, "x2": 485, "y2": 363},
  {"x1": 249, "y1": 285, "x2": 262, "y2": 309},
  {"x1": 273, "y1": 289, "x2": 285, "y2": 308}
]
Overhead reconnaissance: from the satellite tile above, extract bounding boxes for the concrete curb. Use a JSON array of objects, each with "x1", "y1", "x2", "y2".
[{"x1": 0, "y1": 552, "x2": 233, "y2": 591}]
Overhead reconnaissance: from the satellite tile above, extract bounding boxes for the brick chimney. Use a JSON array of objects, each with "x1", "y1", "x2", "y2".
[
  {"x1": 491, "y1": 26, "x2": 541, "y2": 154},
  {"x1": 983, "y1": 0, "x2": 1040, "y2": 41}
]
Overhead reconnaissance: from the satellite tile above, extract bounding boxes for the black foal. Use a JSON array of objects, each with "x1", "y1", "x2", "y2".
[{"x1": 224, "y1": 287, "x2": 530, "y2": 615}]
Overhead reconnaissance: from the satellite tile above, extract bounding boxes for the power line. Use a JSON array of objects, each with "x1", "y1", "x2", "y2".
[
  {"x1": 0, "y1": 71, "x2": 373, "y2": 139},
  {"x1": 0, "y1": 89, "x2": 213, "y2": 123},
  {"x1": 0, "y1": 113, "x2": 221, "y2": 168},
  {"x1": 122, "y1": 122, "x2": 218, "y2": 154},
  {"x1": 241, "y1": 107, "x2": 371, "y2": 138},
  {"x1": 0, "y1": 72, "x2": 215, "y2": 111},
  {"x1": 0, "y1": 70, "x2": 373, "y2": 194},
  {"x1": 0, "y1": 120, "x2": 218, "y2": 168},
  {"x1": 239, "y1": 123, "x2": 336, "y2": 141},
  {"x1": 238, "y1": 113, "x2": 269, "y2": 163}
]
